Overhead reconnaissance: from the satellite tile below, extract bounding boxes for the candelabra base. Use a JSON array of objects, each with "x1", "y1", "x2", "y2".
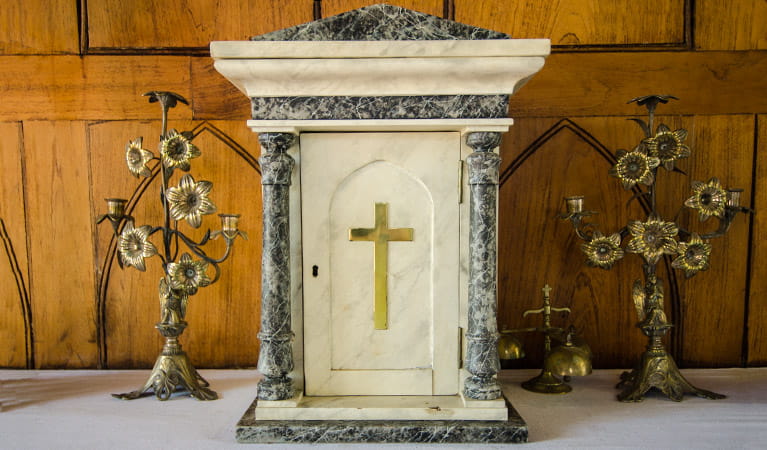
[
  {"x1": 616, "y1": 350, "x2": 725, "y2": 402},
  {"x1": 112, "y1": 352, "x2": 217, "y2": 401},
  {"x1": 521, "y1": 369, "x2": 572, "y2": 394}
]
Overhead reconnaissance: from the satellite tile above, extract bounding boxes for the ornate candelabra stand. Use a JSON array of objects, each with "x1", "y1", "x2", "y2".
[
  {"x1": 97, "y1": 91, "x2": 246, "y2": 401},
  {"x1": 499, "y1": 284, "x2": 592, "y2": 394},
  {"x1": 563, "y1": 95, "x2": 750, "y2": 402}
]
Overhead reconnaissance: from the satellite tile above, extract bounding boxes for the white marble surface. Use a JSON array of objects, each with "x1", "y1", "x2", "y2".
[
  {"x1": 2, "y1": 368, "x2": 766, "y2": 449},
  {"x1": 215, "y1": 56, "x2": 547, "y2": 97},
  {"x1": 254, "y1": 394, "x2": 508, "y2": 421},
  {"x1": 300, "y1": 132, "x2": 460, "y2": 396},
  {"x1": 210, "y1": 39, "x2": 551, "y2": 59}
]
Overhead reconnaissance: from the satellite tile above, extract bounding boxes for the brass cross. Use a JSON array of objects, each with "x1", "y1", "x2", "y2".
[{"x1": 349, "y1": 203, "x2": 414, "y2": 330}]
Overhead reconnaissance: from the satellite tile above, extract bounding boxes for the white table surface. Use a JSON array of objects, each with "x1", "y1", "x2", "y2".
[{"x1": 1, "y1": 368, "x2": 765, "y2": 449}]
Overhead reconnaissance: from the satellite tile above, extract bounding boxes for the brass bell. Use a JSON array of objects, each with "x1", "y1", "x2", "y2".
[
  {"x1": 498, "y1": 333, "x2": 525, "y2": 361},
  {"x1": 546, "y1": 328, "x2": 592, "y2": 378}
]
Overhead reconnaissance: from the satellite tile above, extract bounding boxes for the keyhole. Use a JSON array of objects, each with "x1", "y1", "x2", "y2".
[{"x1": 312, "y1": 265, "x2": 319, "y2": 277}]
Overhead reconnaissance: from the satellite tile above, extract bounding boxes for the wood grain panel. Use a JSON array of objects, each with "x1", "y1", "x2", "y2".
[
  {"x1": 655, "y1": 115, "x2": 753, "y2": 367},
  {"x1": 499, "y1": 114, "x2": 753, "y2": 368},
  {"x1": 87, "y1": 0, "x2": 314, "y2": 50},
  {"x1": 89, "y1": 120, "x2": 263, "y2": 369},
  {"x1": 748, "y1": 115, "x2": 767, "y2": 365},
  {"x1": 322, "y1": 0, "x2": 443, "y2": 17},
  {"x1": 509, "y1": 51, "x2": 767, "y2": 117},
  {"x1": 456, "y1": 0, "x2": 685, "y2": 47},
  {"x1": 24, "y1": 121, "x2": 97, "y2": 368},
  {"x1": 0, "y1": 122, "x2": 32, "y2": 368},
  {"x1": 191, "y1": 52, "x2": 767, "y2": 121},
  {"x1": 190, "y1": 58, "x2": 251, "y2": 120},
  {"x1": 0, "y1": 0, "x2": 79, "y2": 55},
  {"x1": 499, "y1": 118, "x2": 649, "y2": 369},
  {"x1": 0, "y1": 56, "x2": 191, "y2": 121},
  {"x1": 696, "y1": 0, "x2": 767, "y2": 50}
]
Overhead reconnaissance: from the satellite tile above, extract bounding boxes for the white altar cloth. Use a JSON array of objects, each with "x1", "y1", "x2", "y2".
[{"x1": 1, "y1": 368, "x2": 765, "y2": 449}]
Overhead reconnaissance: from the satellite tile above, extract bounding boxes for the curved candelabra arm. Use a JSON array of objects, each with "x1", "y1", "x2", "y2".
[
  {"x1": 172, "y1": 228, "x2": 235, "y2": 265},
  {"x1": 677, "y1": 204, "x2": 752, "y2": 241}
]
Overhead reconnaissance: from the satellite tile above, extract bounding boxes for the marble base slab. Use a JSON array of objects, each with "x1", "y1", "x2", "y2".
[
  {"x1": 236, "y1": 396, "x2": 527, "y2": 444},
  {"x1": 254, "y1": 393, "x2": 507, "y2": 421}
]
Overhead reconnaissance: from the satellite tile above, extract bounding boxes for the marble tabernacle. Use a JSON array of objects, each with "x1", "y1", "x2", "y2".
[{"x1": 211, "y1": 4, "x2": 549, "y2": 444}]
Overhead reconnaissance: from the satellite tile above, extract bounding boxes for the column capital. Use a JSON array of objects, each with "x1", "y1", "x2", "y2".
[
  {"x1": 259, "y1": 133, "x2": 296, "y2": 186},
  {"x1": 258, "y1": 132, "x2": 296, "y2": 154},
  {"x1": 466, "y1": 132, "x2": 502, "y2": 152}
]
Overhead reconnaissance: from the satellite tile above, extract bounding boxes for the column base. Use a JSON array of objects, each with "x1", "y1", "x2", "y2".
[
  {"x1": 257, "y1": 376, "x2": 294, "y2": 400},
  {"x1": 463, "y1": 375, "x2": 502, "y2": 400}
]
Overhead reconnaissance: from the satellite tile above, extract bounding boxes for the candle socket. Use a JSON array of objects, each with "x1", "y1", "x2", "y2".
[{"x1": 564, "y1": 196, "x2": 584, "y2": 214}]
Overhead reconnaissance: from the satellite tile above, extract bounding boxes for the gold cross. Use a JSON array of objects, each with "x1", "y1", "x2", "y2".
[{"x1": 349, "y1": 203, "x2": 414, "y2": 330}]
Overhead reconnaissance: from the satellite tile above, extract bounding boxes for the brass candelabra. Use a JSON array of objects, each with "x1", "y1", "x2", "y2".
[
  {"x1": 499, "y1": 284, "x2": 592, "y2": 394},
  {"x1": 97, "y1": 91, "x2": 246, "y2": 401},
  {"x1": 563, "y1": 95, "x2": 750, "y2": 402}
]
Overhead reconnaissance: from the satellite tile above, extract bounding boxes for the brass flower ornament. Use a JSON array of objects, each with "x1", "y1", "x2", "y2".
[
  {"x1": 626, "y1": 216, "x2": 678, "y2": 264},
  {"x1": 685, "y1": 177, "x2": 727, "y2": 222},
  {"x1": 167, "y1": 252, "x2": 211, "y2": 294},
  {"x1": 672, "y1": 233, "x2": 712, "y2": 278},
  {"x1": 581, "y1": 231, "x2": 624, "y2": 269},
  {"x1": 608, "y1": 146, "x2": 661, "y2": 190},
  {"x1": 167, "y1": 174, "x2": 217, "y2": 228},
  {"x1": 643, "y1": 124, "x2": 690, "y2": 171},
  {"x1": 125, "y1": 137, "x2": 154, "y2": 178},
  {"x1": 161, "y1": 129, "x2": 200, "y2": 171},
  {"x1": 118, "y1": 221, "x2": 158, "y2": 271}
]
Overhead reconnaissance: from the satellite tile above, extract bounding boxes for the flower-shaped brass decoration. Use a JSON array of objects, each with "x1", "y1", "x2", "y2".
[
  {"x1": 685, "y1": 177, "x2": 727, "y2": 222},
  {"x1": 672, "y1": 233, "x2": 712, "y2": 278},
  {"x1": 626, "y1": 216, "x2": 678, "y2": 264},
  {"x1": 161, "y1": 129, "x2": 200, "y2": 171},
  {"x1": 581, "y1": 231, "x2": 624, "y2": 269},
  {"x1": 644, "y1": 124, "x2": 690, "y2": 171},
  {"x1": 125, "y1": 137, "x2": 154, "y2": 178},
  {"x1": 608, "y1": 146, "x2": 661, "y2": 190},
  {"x1": 167, "y1": 252, "x2": 211, "y2": 294},
  {"x1": 167, "y1": 174, "x2": 217, "y2": 228},
  {"x1": 118, "y1": 221, "x2": 157, "y2": 271}
]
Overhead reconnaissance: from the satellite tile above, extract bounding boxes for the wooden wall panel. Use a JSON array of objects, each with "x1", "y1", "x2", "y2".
[
  {"x1": 0, "y1": 0, "x2": 763, "y2": 370},
  {"x1": 0, "y1": 56, "x2": 191, "y2": 121},
  {"x1": 455, "y1": 0, "x2": 686, "y2": 47},
  {"x1": 24, "y1": 121, "x2": 97, "y2": 368},
  {"x1": 0, "y1": 122, "x2": 32, "y2": 368},
  {"x1": 87, "y1": 0, "x2": 314, "y2": 50},
  {"x1": 498, "y1": 118, "x2": 648, "y2": 368},
  {"x1": 190, "y1": 58, "x2": 251, "y2": 120},
  {"x1": 657, "y1": 115, "x2": 753, "y2": 367},
  {"x1": 748, "y1": 115, "x2": 767, "y2": 365},
  {"x1": 500, "y1": 115, "x2": 753, "y2": 368},
  {"x1": 0, "y1": 0, "x2": 79, "y2": 55},
  {"x1": 696, "y1": 0, "x2": 767, "y2": 50},
  {"x1": 322, "y1": 0, "x2": 443, "y2": 17},
  {"x1": 89, "y1": 120, "x2": 263, "y2": 369},
  {"x1": 508, "y1": 52, "x2": 767, "y2": 118}
]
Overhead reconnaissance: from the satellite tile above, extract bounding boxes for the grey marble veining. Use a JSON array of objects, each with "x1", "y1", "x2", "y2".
[
  {"x1": 257, "y1": 132, "x2": 296, "y2": 401},
  {"x1": 250, "y1": 95, "x2": 509, "y2": 120},
  {"x1": 251, "y1": 4, "x2": 510, "y2": 41},
  {"x1": 464, "y1": 132, "x2": 503, "y2": 400},
  {"x1": 236, "y1": 398, "x2": 527, "y2": 443}
]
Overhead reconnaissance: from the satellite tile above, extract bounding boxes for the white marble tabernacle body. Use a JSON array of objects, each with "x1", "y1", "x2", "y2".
[{"x1": 211, "y1": 3, "x2": 549, "y2": 444}]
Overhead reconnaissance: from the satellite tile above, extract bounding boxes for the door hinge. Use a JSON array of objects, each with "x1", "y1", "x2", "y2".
[
  {"x1": 458, "y1": 326, "x2": 464, "y2": 368},
  {"x1": 458, "y1": 160, "x2": 464, "y2": 204}
]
